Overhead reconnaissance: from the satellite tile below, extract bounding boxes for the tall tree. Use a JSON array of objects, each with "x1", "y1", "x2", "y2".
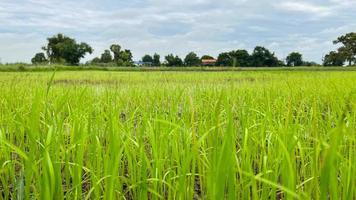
[
  {"x1": 142, "y1": 55, "x2": 153, "y2": 63},
  {"x1": 333, "y1": 32, "x2": 356, "y2": 66},
  {"x1": 216, "y1": 52, "x2": 232, "y2": 66},
  {"x1": 42, "y1": 33, "x2": 92, "y2": 65},
  {"x1": 323, "y1": 51, "x2": 345, "y2": 66},
  {"x1": 250, "y1": 46, "x2": 279, "y2": 67},
  {"x1": 121, "y1": 49, "x2": 133, "y2": 65},
  {"x1": 110, "y1": 44, "x2": 122, "y2": 62},
  {"x1": 216, "y1": 50, "x2": 251, "y2": 67},
  {"x1": 100, "y1": 50, "x2": 113, "y2": 63},
  {"x1": 153, "y1": 53, "x2": 161, "y2": 66},
  {"x1": 31, "y1": 53, "x2": 48, "y2": 64},
  {"x1": 230, "y1": 50, "x2": 250, "y2": 67},
  {"x1": 165, "y1": 54, "x2": 183, "y2": 66},
  {"x1": 184, "y1": 52, "x2": 201, "y2": 66},
  {"x1": 286, "y1": 52, "x2": 303, "y2": 66}
]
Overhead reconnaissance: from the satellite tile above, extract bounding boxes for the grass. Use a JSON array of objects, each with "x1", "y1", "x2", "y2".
[
  {"x1": 0, "y1": 70, "x2": 355, "y2": 199},
  {"x1": 1, "y1": 64, "x2": 356, "y2": 72}
]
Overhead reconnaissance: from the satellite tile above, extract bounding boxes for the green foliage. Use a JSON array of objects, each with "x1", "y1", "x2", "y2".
[
  {"x1": 42, "y1": 33, "x2": 93, "y2": 65},
  {"x1": 323, "y1": 51, "x2": 345, "y2": 66},
  {"x1": 216, "y1": 52, "x2": 232, "y2": 66},
  {"x1": 286, "y1": 52, "x2": 303, "y2": 66},
  {"x1": 230, "y1": 50, "x2": 250, "y2": 67},
  {"x1": 90, "y1": 57, "x2": 101, "y2": 64},
  {"x1": 217, "y1": 48, "x2": 281, "y2": 67},
  {"x1": 303, "y1": 61, "x2": 320, "y2": 66},
  {"x1": 201, "y1": 55, "x2": 215, "y2": 60},
  {"x1": 90, "y1": 44, "x2": 134, "y2": 66},
  {"x1": 184, "y1": 52, "x2": 201, "y2": 66},
  {"x1": 333, "y1": 32, "x2": 356, "y2": 66},
  {"x1": 165, "y1": 54, "x2": 183, "y2": 66},
  {"x1": 110, "y1": 44, "x2": 122, "y2": 62},
  {"x1": 100, "y1": 50, "x2": 113, "y2": 63},
  {"x1": 116, "y1": 49, "x2": 134, "y2": 66},
  {"x1": 142, "y1": 55, "x2": 153, "y2": 63},
  {"x1": 31, "y1": 53, "x2": 48, "y2": 64},
  {"x1": 153, "y1": 53, "x2": 161, "y2": 66},
  {"x1": 250, "y1": 46, "x2": 279, "y2": 67}
]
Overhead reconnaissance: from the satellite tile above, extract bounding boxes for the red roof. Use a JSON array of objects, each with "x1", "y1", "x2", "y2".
[{"x1": 202, "y1": 59, "x2": 217, "y2": 63}]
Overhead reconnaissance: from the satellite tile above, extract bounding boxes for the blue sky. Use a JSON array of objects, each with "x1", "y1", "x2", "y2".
[{"x1": 0, "y1": 0, "x2": 355, "y2": 63}]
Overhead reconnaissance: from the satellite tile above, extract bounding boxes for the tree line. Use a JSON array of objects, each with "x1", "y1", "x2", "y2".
[{"x1": 31, "y1": 32, "x2": 356, "y2": 67}]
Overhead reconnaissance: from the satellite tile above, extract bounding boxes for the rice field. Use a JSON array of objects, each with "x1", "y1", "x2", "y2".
[{"x1": 0, "y1": 71, "x2": 355, "y2": 199}]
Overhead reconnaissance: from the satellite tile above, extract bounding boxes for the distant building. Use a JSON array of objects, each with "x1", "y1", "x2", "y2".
[
  {"x1": 201, "y1": 59, "x2": 217, "y2": 66},
  {"x1": 134, "y1": 61, "x2": 152, "y2": 67}
]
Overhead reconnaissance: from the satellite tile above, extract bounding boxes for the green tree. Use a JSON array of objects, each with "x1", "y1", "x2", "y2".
[
  {"x1": 230, "y1": 50, "x2": 250, "y2": 67},
  {"x1": 286, "y1": 52, "x2": 303, "y2": 66},
  {"x1": 216, "y1": 52, "x2": 232, "y2": 66},
  {"x1": 142, "y1": 55, "x2": 153, "y2": 63},
  {"x1": 333, "y1": 32, "x2": 356, "y2": 66},
  {"x1": 100, "y1": 50, "x2": 113, "y2": 63},
  {"x1": 153, "y1": 53, "x2": 161, "y2": 66},
  {"x1": 216, "y1": 50, "x2": 251, "y2": 67},
  {"x1": 165, "y1": 54, "x2": 183, "y2": 66},
  {"x1": 201, "y1": 55, "x2": 214, "y2": 60},
  {"x1": 31, "y1": 53, "x2": 48, "y2": 64},
  {"x1": 250, "y1": 46, "x2": 279, "y2": 67},
  {"x1": 323, "y1": 51, "x2": 345, "y2": 66},
  {"x1": 42, "y1": 33, "x2": 93, "y2": 65},
  {"x1": 184, "y1": 52, "x2": 201, "y2": 66},
  {"x1": 120, "y1": 49, "x2": 134, "y2": 66},
  {"x1": 110, "y1": 44, "x2": 122, "y2": 62},
  {"x1": 90, "y1": 57, "x2": 101, "y2": 64}
]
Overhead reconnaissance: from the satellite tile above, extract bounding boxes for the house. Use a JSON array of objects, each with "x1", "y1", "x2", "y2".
[
  {"x1": 134, "y1": 61, "x2": 152, "y2": 67},
  {"x1": 201, "y1": 59, "x2": 217, "y2": 66}
]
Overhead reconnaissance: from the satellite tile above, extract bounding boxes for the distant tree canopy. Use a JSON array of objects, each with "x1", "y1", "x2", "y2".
[
  {"x1": 142, "y1": 55, "x2": 153, "y2": 63},
  {"x1": 250, "y1": 46, "x2": 279, "y2": 67},
  {"x1": 334, "y1": 32, "x2": 356, "y2": 66},
  {"x1": 110, "y1": 44, "x2": 121, "y2": 62},
  {"x1": 184, "y1": 52, "x2": 201, "y2": 66},
  {"x1": 111, "y1": 44, "x2": 133, "y2": 66},
  {"x1": 216, "y1": 47, "x2": 283, "y2": 67},
  {"x1": 29, "y1": 32, "x2": 356, "y2": 67},
  {"x1": 90, "y1": 44, "x2": 134, "y2": 66},
  {"x1": 286, "y1": 52, "x2": 303, "y2": 66},
  {"x1": 201, "y1": 55, "x2": 215, "y2": 60},
  {"x1": 153, "y1": 53, "x2": 161, "y2": 66},
  {"x1": 42, "y1": 33, "x2": 93, "y2": 65},
  {"x1": 323, "y1": 51, "x2": 345, "y2": 66},
  {"x1": 324, "y1": 32, "x2": 356, "y2": 66},
  {"x1": 230, "y1": 50, "x2": 250, "y2": 67},
  {"x1": 91, "y1": 57, "x2": 101, "y2": 64},
  {"x1": 100, "y1": 50, "x2": 113, "y2": 63},
  {"x1": 31, "y1": 53, "x2": 48, "y2": 64},
  {"x1": 165, "y1": 54, "x2": 183, "y2": 66},
  {"x1": 216, "y1": 52, "x2": 232, "y2": 66}
]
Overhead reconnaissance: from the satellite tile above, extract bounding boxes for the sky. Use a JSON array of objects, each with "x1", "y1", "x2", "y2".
[{"x1": 0, "y1": 0, "x2": 355, "y2": 63}]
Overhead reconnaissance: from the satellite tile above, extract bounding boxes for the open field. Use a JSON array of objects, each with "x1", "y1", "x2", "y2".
[{"x1": 0, "y1": 71, "x2": 355, "y2": 199}]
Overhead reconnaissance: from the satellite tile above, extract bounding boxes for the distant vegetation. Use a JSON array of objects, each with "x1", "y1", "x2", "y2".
[
  {"x1": 323, "y1": 32, "x2": 356, "y2": 66},
  {"x1": 0, "y1": 32, "x2": 352, "y2": 67}
]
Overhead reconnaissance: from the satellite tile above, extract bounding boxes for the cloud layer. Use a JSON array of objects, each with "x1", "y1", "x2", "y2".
[{"x1": 0, "y1": 0, "x2": 355, "y2": 63}]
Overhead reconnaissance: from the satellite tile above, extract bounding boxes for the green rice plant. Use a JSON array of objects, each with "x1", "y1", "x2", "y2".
[{"x1": 0, "y1": 70, "x2": 355, "y2": 199}]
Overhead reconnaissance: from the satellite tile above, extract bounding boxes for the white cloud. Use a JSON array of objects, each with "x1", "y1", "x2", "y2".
[
  {"x1": 0, "y1": 0, "x2": 355, "y2": 63},
  {"x1": 276, "y1": 1, "x2": 332, "y2": 17}
]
